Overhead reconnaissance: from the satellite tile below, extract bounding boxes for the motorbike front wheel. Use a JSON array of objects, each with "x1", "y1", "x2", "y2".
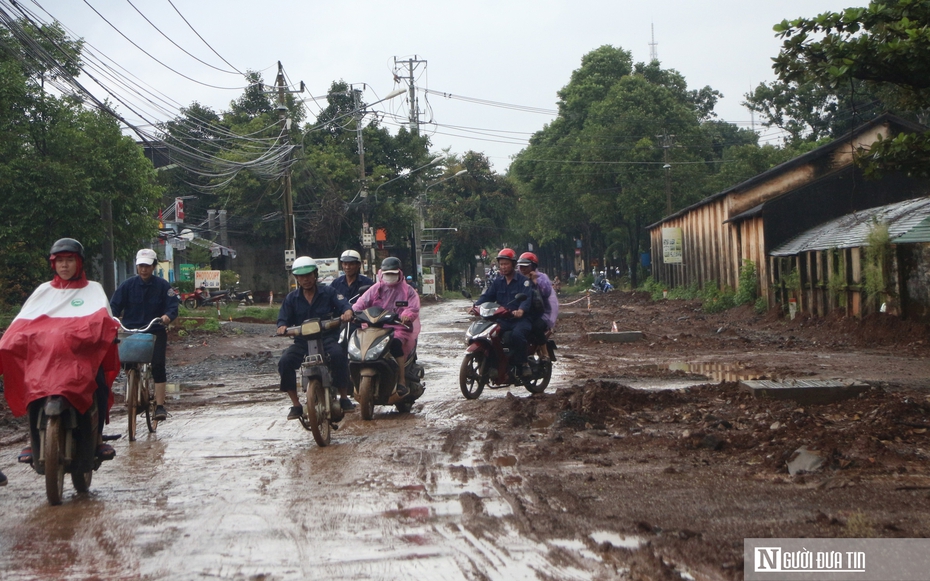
[
  {"x1": 184, "y1": 298, "x2": 198, "y2": 310},
  {"x1": 305, "y1": 379, "x2": 331, "y2": 447},
  {"x1": 44, "y1": 416, "x2": 65, "y2": 505},
  {"x1": 459, "y1": 351, "x2": 488, "y2": 399},
  {"x1": 523, "y1": 359, "x2": 552, "y2": 394},
  {"x1": 358, "y1": 376, "x2": 375, "y2": 421}
]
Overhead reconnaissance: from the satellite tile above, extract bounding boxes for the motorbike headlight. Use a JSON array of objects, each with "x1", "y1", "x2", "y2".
[
  {"x1": 347, "y1": 335, "x2": 362, "y2": 360},
  {"x1": 365, "y1": 334, "x2": 391, "y2": 361}
]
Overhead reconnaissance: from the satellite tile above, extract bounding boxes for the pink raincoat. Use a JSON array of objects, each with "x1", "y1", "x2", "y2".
[{"x1": 354, "y1": 269, "x2": 420, "y2": 355}]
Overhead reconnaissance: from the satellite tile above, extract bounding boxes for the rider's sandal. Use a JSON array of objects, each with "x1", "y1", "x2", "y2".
[
  {"x1": 388, "y1": 384, "x2": 409, "y2": 404},
  {"x1": 17, "y1": 447, "x2": 32, "y2": 464},
  {"x1": 96, "y1": 444, "x2": 116, "y2": 461},
  {"x1": 287, "y1": 405, "x2": 303, "y2": 420}
]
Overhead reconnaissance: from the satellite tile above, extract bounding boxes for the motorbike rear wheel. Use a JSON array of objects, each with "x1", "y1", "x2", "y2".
[
  {"x1": 459, "y1": 352, "x2": 487, "y2": 399},
  {"x1": 184, "y1": 297, "x2": 198, "y2": 310},
  {"x1": 44, "y1": 416, "x2": 65, "y2": 505},
  {"x1": 126, "y1": 368, "x2": 139, "y2": 441},
  {"x1": 523, "y1": 358, "x2": 552, "y2": 394},
  {"x1": 358, "y1": 376, "x2": 375, "y2": 421},
  {"x1": 305, "y1": 379, "x2": 331, "y2": 447}
]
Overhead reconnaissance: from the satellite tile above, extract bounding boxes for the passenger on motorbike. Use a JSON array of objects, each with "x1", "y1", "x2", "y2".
[
  {"x1": 516, "y1": 252, "x2": 558, "y2": 352},
  {"x1": 330, "y1": 249, "x2": 374, "y2": 300},
  {"x1": 110, "y1": 248, "x2": 179, "y2": 422},
  {"x1": 475, "y1": 248, "x2": 534, "y2": 377},
  {"x1": 353, "y1": 257, "x2": 421, "y2": 399},
  {"x1": 277, "y1": 256, "x2": 356, "y2": 418},
  {"x1": 1, "y1": 238, "x2": 121, "y2": 464}
]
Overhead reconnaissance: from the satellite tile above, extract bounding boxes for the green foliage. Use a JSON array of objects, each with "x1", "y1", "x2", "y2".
[
  {"x1": 182, "y1": 319, "x2": 200, "y2": 330},
  {"x1": 754, "y1": 296, "x2": 768, "y2": 314},
  {"x1": 0, "y1": 21, "x2": 162, "y2": 305},
  {"x1": 771, "y1": 1, "x2": 930, "y2": 175},
  {"x1": 699, "y1": 281, "x2": 737, "y2": 313},
  {"x1": 236, "y1": 306, "x2": 279, "y2": 322},
  {"x1": 826, "y1": 248, "x2": 848, "y2": 307},
  {"x1": 220, "y1": 270, "x2": 239, "y2": 288},
  {"x1": 863, "y1": 221, "x2": 892, "y2": 307},
  {"x1": 201, "y1": 319, "x2": 220, "y2": 332},
  {"x1": 176, "y1": 280, "x2": 195, "y2": 293},
  {"x1": 779, "y1": 267, "x2": 802, "y2": 295},
  {"x1": 735, "y1": 260, "x2": 758, "y2": 305}
]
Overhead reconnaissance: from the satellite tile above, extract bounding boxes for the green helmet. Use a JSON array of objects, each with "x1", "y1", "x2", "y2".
[{"x1": 291, "y1": 256, "x2": 318, "y2": 275}]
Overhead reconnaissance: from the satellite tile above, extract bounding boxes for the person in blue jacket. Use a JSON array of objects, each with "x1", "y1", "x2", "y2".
[
  {"x1": 329, "y1": 249, "x2": 374, "y2": 301},
  {"x1": 276, "y1": 256, "x2": 356, "y2": 419},
  {"x1": 475, "y1": 248, "x2": 534, "y2": 377},
  {"x1": 110, "y1": 248, "x2": 179, "y2": 422}
]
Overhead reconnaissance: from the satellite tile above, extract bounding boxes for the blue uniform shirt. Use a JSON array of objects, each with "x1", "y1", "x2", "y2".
[
  {"x1": 110, "y1": 275, "x2": 179, "y2": 328},
  {"x1": 476, "y1": 272, "x2": 533, "y2": 312},
  {"x1": 329, "y1": 274, "x2": 374, "y2": 302},
  {"x1": 277, "y1": 284, "x2": 352, "y2": 342}
]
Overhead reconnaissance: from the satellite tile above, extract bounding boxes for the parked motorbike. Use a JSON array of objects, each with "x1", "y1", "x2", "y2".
[
  {"x1": 459, "y1": 292, "x2": 556, "y2": 399},
  {"x1": 280, "y1": 317, "x2": 345, "y2": 447},
  {"x1": 183, "y1": 287, "x2": 230, "y2": 310},
  {"x1": 226, "y1": 287, "x2": 254, "y2": 306},
  {"x1": 347, "y1": 306, "x2": 425, "y2": 419}
]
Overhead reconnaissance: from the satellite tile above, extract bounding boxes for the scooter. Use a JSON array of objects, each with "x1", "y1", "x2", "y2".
[
  {"x1": 459, "y1": 292, "x2": 556, "y2": 399},
  {"x1": 280, "y1": 317, "x2": 345, "y2": 447},
  {"x1": 226, "y1": 287, "x2": 254, "y2": 306},
  {"x1": 347, "y1": 306, "x2": 425, "y2": 419}
]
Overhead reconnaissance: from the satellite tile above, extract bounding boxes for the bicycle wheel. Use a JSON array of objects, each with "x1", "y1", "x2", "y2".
[
  {"x1": 126, "y1": 368, "x2": 139, "y2": 441},
  {"x1": 357, "y1": 376, "x2": 375, "y2": 421},
  {"x1": 305, "y1": 379, "x2": 331, "y2": 447},
  {"x1": 142, "y1": 365, "x2": 157, "y2": 433},
  {"x1": 44, "y1": 416, "x2": 65, "y2": 506}
]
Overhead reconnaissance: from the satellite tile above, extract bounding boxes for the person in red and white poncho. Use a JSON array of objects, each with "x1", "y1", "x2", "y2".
[{"x1": 0, "y1": 238, "x2": 121, "y2": 468}]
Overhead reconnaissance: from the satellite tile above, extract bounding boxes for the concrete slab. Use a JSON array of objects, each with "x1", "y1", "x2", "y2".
[
  {"x1": 587, "y1": 331, "x2": 643, "y2": 343},
  {"x1": 739, "y1": 379, "x2": 869, "y2": 405}
]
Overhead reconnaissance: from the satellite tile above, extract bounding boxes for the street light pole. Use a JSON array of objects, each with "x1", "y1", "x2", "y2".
[{"x1": 417, "y1": 169, "x2": 467, "y2": 282}]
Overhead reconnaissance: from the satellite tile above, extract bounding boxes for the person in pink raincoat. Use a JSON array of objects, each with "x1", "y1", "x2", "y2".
[{"x1": 352, "y1": 257, "x2": 420, "y2": 398}]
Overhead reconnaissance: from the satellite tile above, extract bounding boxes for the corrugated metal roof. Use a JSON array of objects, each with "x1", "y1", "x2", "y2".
[{"x1": 770, "y1": 196, "x2": 930, "y2": 256}]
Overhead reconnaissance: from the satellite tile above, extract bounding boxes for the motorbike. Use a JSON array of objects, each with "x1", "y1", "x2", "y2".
[
  {"x1": 25, "y1": 385, "x2": 119, "y2": 505},
  {"x1": 347, "y1": 306, "x2": 425, "y2": 419},
  {"x1": 280, "y1": 317, "x2": 345, "y2": 447},
  {"x1": 183, "y1": 287, "x2": 230, "y2": 310},
  {"x1": 592, "y1": 277, "x2": 614, "y2": 293},
  {"x1": 459, "y1": 292, "x2": 556, "y2": 399},
  {"x1": 226, "y1": 287, "x2": 254, "y2": 306}
]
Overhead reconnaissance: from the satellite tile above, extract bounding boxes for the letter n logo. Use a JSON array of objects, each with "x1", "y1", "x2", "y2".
[{"x1": 755, "y1": 547, "x2": 782, "y2": 572}]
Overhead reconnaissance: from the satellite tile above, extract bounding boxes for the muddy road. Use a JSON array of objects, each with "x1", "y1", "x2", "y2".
[
  {"x1": 1, "y1": 293, "x2": 930, "y2": 580},
  {"x1": 0, "y1": 299, "x2": 605, "y2": 581}
]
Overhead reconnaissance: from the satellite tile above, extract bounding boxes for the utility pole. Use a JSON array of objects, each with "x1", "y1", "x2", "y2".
[
  {"x1": 266, "y1": 61, "x2": 304, "y2": 288},
  {"x1": 659, "y1": 133, "x2": 675, "y2": 214},
  {"x1": 393, "y1": 56, "x2": 426, "y2": 134}
]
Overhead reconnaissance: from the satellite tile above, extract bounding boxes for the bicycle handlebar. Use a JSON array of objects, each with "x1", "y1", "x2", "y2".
[{"x1": 116, "y1": 317, "x2": 164, "y2": 333}]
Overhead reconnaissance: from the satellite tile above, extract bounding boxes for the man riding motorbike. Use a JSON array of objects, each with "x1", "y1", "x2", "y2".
[
  {"x1": 276, "y1": 256, "x2": 356, "y2": 418},
  {"x1": 517, "y1": 252, "x2": 558, "y2": 360},
  {"x1": 474, "y1": 249, "x2": 534, "y2": 377},
  {"x1": 1, "y1": 238, "x2": 121, "y2": 464},
  {"x1": 352, "y1": 257, "x2": 421, "y2": 399},
  {"x1": 110, "y1": 248, "x2": 179, "y2": 422},
  {"x1": 330, "y1": 249, "x2": 374, "y2": 300}
]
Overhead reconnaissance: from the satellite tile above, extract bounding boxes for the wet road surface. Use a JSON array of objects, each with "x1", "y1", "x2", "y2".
[{"x1": 0, "y1": 300, "x2": 612, "y2": 581}]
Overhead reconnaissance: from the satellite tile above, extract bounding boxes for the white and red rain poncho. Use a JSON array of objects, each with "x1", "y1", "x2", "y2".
[
  {"x1": 0, "y1": 279, "x2": 120, "y2": 418},
  {"x1": 354, "y1": 269, "x2": 421, "y2": 356}
]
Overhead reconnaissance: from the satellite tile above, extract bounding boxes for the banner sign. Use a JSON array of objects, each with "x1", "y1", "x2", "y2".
[{"x1": 662, "y1": 227, "x2": 683, "y2": 264}]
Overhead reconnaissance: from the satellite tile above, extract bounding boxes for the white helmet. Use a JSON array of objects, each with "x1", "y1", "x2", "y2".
[
  {"x1": 291, "y1": 256, "x2": 318, "y2": 275},
  {"x1": 135, "y1": 248, "x2": 157, "y2": 266},
  {"x1": 340, "y1": 249, "x2": 362, "y2": 263}
]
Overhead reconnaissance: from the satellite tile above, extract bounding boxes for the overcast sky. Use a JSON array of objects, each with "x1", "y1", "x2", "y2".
[{"x1": 12, "y1": 0, "x2": 856, "y2": 171}]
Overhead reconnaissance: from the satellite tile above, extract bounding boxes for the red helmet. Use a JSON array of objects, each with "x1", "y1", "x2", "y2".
[
  {"x1": 517, "y1": 252, "x2": 538, "y2": 268},
  {"x1": 496, "y1": 248, "x2": 517, "y2": 262}
]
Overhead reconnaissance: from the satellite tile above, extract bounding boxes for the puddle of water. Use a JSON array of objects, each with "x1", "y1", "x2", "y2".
[
  {"x1": 668, "y1": 361, "x2": 773, "y2": 383},
  {"x1": 589, "y1": 531, "x2": 644, "y2": 550},
  {"x1": 495, "y1": 455, "x2": 517, "y2": 467},
  {"x1": 548, "y1": 539, "x2": 603, "y2": 562}
]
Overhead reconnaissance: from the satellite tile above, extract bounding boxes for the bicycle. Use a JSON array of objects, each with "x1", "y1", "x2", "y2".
[{"x1": 116, "y1": 318, "x2": 162, "y2": 441}]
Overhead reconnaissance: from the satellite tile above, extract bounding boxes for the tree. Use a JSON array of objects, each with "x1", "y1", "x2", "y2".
[
  {"x1": 770, "y1": 0, "x2": 930, "y2": 175},
  {"x1": 0, "y1": 21, "x2": 161, "y2": 305}
]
